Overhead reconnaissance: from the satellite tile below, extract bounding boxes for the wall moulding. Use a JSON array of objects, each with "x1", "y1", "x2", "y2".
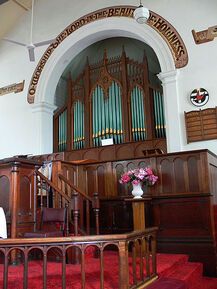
[{"x1": 27, "y1": 5, "x2": 188, "y2": 104}]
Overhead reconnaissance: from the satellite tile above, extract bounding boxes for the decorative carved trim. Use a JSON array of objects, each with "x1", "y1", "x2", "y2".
[
  {"x1": 27, "y1": 6, "x2": 188, "y2": 104},
  {"x1": 97, "y1": 68, "x2": 114, "y2": 99},
  {"x1": 96, "y1": 51, "x2": 117, "y2": 98},
  {"x1": 0, "y1": 80, "x2": 24, "y2": 96},
  {"x1": 192, "y1": 25, "x2": 217, "y2": 44}
]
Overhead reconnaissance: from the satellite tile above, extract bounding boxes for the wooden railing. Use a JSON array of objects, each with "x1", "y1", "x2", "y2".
[
  {"x1": 0, "y1": 228, "x2": 158, "y2": 289},
  {"x1": 58, "y1": 173, "x2": 100, "y2": 236},
  {"x1": 36, "y1": 170, "x2": 100, "y2": 237},
  {"x1": 36, "y1": 170, "x2": 71, "y2": 209}
]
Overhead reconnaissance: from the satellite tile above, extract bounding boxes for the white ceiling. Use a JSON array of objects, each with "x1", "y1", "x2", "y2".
[{"x1": 0, "y1": 0, "x2": 32, "y2": 39}]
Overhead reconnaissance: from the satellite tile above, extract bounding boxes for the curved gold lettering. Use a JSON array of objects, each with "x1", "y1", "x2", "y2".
[{"x1": 27, "y1": 6, "x2": 188, "y2": 103}]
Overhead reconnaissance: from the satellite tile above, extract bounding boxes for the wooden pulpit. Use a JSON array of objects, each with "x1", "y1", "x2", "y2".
[{"x1": 0, "y1": 157, "x2": 42, "y2": 239}]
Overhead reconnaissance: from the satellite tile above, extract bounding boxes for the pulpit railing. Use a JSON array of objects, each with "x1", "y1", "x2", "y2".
[{"x1": 0, "y1": 228, "x2": 158, "y2": 289}]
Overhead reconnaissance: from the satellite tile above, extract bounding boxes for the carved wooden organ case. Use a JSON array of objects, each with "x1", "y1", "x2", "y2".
[{"x1": 53, "y1": 49, "x2": 166, "y2": 152}]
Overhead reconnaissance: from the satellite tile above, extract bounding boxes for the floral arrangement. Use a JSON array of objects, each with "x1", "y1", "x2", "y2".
[{"x1": 119, "y1": 167, "x2": 158, "y2": 186}]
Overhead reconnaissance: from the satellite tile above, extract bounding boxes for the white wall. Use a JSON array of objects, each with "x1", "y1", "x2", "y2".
[{"x1": 0, "y1": 0, "x2": 217, "y2": 159}]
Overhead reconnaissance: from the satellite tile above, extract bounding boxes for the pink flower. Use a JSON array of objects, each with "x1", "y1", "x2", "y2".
[
  {"x1": 119, "y1": 173, "x2": 131, "y2": 184},
  {"x1": 132, "y1": 179, "x2": 140, "y2": 185},
  {"x1": 145, "y1": 167, "x2": 153, "y2": 175},
  {"x1": 119, "y1": 167, "x2": 158, "y2": 187},
  {"x1": 147, "y1": 174, "x2": 158, "y2": 185}
]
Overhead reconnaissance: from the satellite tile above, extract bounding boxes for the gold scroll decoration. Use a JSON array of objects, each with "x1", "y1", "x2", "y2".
[
  {"x1": 27, "y1": 6, "x2": 188, "y2": 104},
  {"x1": 0, "y1": 80, "x2": 25, "y2": 96},
  {"x1": 192, "y1": 25, "x2": 217, "y2": 44}
]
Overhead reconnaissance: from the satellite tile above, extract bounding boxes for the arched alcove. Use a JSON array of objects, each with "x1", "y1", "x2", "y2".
[{"x1": 32, "y1": 16, "x2": 182, "y2": 154}]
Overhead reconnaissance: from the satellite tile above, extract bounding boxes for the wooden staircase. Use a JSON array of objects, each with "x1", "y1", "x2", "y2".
[{"x1": 35, "y1": 169, "x2": 100, "y2": 238}]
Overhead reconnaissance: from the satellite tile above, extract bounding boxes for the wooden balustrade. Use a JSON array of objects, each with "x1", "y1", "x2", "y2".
[
  {"x1": 0, "y1": 228, "x2": 158, "y2": 289},
  {"x1": 36, "y1": 170, "x2": 71, "y2": 209},
  {"x1": 58, "y1": 174, "x2": 100, "y2": 236}
]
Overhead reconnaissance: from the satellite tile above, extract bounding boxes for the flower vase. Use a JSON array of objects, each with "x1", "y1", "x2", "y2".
[{"x1": 131, "y1": 182, "x2": 143, "y2": 199}]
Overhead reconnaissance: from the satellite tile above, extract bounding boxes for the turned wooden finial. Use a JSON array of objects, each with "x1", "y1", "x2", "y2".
[
  {"x1": 103, "y1": 49, "x2": 108, "y2": 65},
  {"x1": 121, "y1": 45, "x2": 126, "y2": 57}
]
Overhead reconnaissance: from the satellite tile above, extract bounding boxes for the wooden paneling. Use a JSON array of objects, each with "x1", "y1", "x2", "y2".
[
  {"x1": 32, "y1": 139, "x2": 167, "y2": 164},
  {"x1": 152, "y1": 195, "x2": 216, "y2": 276},
  {"x1": 185, "y1": 107, "x2": 217, "y2": 143},
  {"x1": 0, "y1": 157, "x2": 42, "y2": 238},
  {"x1": 99, "y1": 199, "x2": 133, "y2": 234},
  {"x1": 152, "y1": 196, "x2": 212, "y2": 238},
  {"x1": 0, "y1": 175, "x2": 10, "y2": 221},
  {"x1": 18, "y1": 175, "x2": 33, "y2": 223},
  {"x1": 31, "y1": 149, "x2": 217, "y2": 276}
]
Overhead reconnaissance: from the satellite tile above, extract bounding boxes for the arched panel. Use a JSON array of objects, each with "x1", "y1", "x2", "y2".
[
  {"x1": 160, "y1": 159, "x2": 173, "y2": 194},
  {"x1": 127, "y1": 162, "x2": 136, "y2": 170},
  {"x1": 114, "y1": 163, "x2": 127, "y2": 196},
  {"x1": 97, "y1": 165, "x2": 106, "y2": 196},
  {"x1": 99, "y1": 147, "x2": 115, "y2": 161},
  {"x1": 85, "y1": 166, "x2": 97, "y2": 197},
  {"x1": 187, "y1": 156, "x2": 200, "y2": 192},
  {"x1": 0, "y1": 176, "x2": 10, "y2": 218},
  {"x1": 116, "y1": 145, "x2": 134, "y2": 160},
  {"x1": 138, "y1": 161, "x2": 151, "y2": 169},
  {"x1": 174, "y1": 157, "x2": 186, "y2": 193},
  {"x1": 19, "y1": 176, "x2": 32, "y2": 216}
]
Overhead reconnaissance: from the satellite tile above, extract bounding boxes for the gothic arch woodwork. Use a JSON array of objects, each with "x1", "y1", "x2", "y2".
[{"x1": 53, "y1": 49, "x2": 166, "y2": 153}]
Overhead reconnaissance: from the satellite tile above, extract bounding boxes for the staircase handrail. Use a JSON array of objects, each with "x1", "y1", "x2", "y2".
[
  {"x1": 36, "y1": 170, "x2": 71, "y2": 203},
  {"x1": 58, "y1": 173, "x2": 92, "y2": 203}
]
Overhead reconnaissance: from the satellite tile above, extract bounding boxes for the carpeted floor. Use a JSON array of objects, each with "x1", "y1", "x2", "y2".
[{"x1": 0, "y1": 252, "x2": 216, "y2": 289}]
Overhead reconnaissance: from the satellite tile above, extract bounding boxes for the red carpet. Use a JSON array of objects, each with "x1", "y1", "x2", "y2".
[{"x1": 0, "y1": 252, "x2": 216, "y2": 289}]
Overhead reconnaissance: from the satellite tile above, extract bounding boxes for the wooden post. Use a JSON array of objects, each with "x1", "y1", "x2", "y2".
[
  {"x1": 11, "y1": 163, "x2": 19, "y2": 239},
  {"x1": 125, "y1": 197, "x2": 151, "y2": 231},
  {"x1": 125, "y1": 197, "x2": 151, "y2": 257},
  {"x1": 132, "y1": 201, "x2": 145, "y2": 231},
  {"x1": 10, "y1": 163, "x2": 19, "y2": 264},
  {"x1": 119, "y1": 241, "x2": 129, "y2": 289}
]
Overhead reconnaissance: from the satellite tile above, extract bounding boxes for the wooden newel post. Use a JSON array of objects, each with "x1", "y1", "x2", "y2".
[
  {"x1": 72, "y1": 191, "x2": 79, "y2": 236},
  {"x1": 70, "y1": 192, "x2": 80, "y2": 264},
  {"x1": 11, "y1": 163, "x2": 19, "y2": 240},
  {"x1": 119, "y1": 241, "x2": 129, "y2": 289},
  {"x1": 92, "y1": 192, "x2": 100, "y2": 235},
  {"x1": 65, "y1": 203, "x2": 69, "y2": 236}
]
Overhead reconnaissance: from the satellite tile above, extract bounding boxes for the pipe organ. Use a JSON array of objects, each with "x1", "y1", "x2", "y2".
[{"x1": 53, "y1": 49, "x2": 166, "y2": 152}]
